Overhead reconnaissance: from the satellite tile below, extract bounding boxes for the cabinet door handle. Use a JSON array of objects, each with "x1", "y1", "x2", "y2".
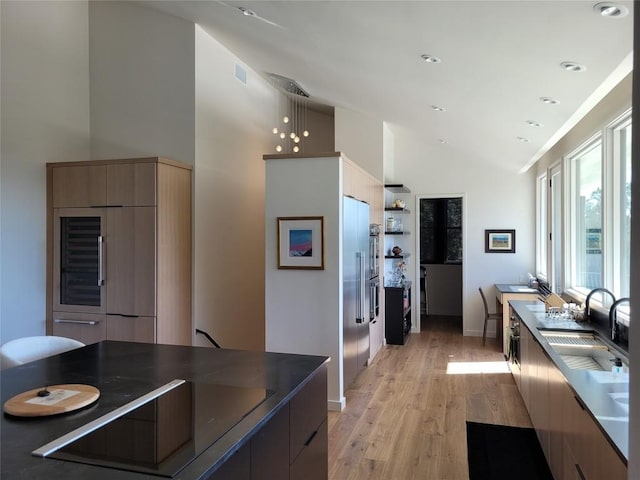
[
  {"x1": 304, "y1": 429, "x2": 318, "y2": 447},
  {"x1": 54, "y1": 319, "x2": 99, "y2": 326},
  {"x1": 97, "y1": 235, "x2": 104, "y2": 286},
  {"x1": 574, "y1": 463, "x2": 586, "y2": 480}
]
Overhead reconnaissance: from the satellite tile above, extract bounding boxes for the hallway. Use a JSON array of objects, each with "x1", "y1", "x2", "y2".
[{"x1": 328, "y1": 315, "x2": 532, "y2": 480}]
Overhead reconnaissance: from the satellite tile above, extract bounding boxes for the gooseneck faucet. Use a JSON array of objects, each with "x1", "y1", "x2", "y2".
[
  {"x1": 609, "y1": 298, "x2": 630, "y2": 342},
  {"x1": 585, "y1": 288, "x2": 616, "y2": 318}
]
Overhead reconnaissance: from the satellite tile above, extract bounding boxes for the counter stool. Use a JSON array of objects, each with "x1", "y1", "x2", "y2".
[
  {"x1": 0, "y1": 336, "x2": 84, "y2": 369},
  {"x1": 479, "y1": 287, "x2": 501, "y2": 346}
]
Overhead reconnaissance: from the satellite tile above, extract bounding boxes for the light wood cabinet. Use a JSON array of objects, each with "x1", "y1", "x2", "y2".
[
  {"x1": 51, "y1": 312, "x2": 107, "y2": 345},
  {"x1": 47, "y1": 157, "x2": 192, "y2": 346},
  {"x1": 105, "y1": 207, "x2": 156, "y2": 317},
  {"x1": 518, "y1": 319, "x2": 627, "y2": 480}
]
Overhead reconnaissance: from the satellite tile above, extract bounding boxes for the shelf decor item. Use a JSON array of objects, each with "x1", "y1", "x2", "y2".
[
  {"x1": 485, "y1": 229, "x2": 516, "y2": 253},
  {"x1": 277, "y1": 216, "x2": 325, "y2": 269}
]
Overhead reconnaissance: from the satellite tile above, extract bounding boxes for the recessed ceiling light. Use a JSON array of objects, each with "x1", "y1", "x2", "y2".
[
  {"x1": 431, "y1": 105, "x2": 446, "y2": 112},
  {"x1": 593, "y1": 2, "x2": 629, "y2": 18},
  {"x1": 540, "y1": 96, "x2": 560, "y2": 105},
  {"x1": 561, "y1": 61, "x2": 587, "y2": 72},
  {"x1": 526, "y1": 120, "x2": 543, "y2": 127},
  {"x1": 238, "y1": 6, "x2": 256, "y2": 17},
  {"x1": 517, "y1": 137, "x2": 530, "y2": 143},
  {"x1": 421, "y1": 54, "x2": 441, "y2": 64},
  {"x1": 438, "y1": 139, "x2": 447, "y2": 144}
]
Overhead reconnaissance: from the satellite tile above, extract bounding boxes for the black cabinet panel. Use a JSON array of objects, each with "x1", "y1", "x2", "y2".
[
  {"x1": 206, "y1": 444, "x2": 250, "y2": 480},
  {"x1": 290, "y1": 367, "x2": 327, "y2": 464},
  {"x1": 251, "y1": 404, "x2": 290, "y2": 480},
  {"x1": 290, "y1": 417, "x2": 328, "y2": 480},
  {"x1": 385, "y1": 285, "x2": 411, "y2": 345}
]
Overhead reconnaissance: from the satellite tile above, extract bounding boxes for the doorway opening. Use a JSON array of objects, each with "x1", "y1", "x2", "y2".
[{"x1": 417, "y1": 195, "x2": 464, "y2": 331}]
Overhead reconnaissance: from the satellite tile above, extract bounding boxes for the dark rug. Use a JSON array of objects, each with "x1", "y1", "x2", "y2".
[{"x1": 466, "y1": 421, "x2": 554, "y2": 480}]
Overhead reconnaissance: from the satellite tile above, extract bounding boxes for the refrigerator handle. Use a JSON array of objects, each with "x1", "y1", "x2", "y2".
[{"x1": 356, "y1": 252, "x2": 365, "y2": 323}]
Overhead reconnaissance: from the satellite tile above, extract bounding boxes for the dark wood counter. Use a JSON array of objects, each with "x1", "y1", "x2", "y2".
[{"x1": 1, "y1": 341, "x2": 329, "y2": 479}]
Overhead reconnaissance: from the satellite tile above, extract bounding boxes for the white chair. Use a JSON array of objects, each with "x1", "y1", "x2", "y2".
[{"x1": 0, "y1": 336, "x2": 85, "y2": 370}]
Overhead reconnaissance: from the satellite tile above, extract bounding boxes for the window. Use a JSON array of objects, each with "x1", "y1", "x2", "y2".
[
  {"x1": 537, "y1": 109, "x2": 632, "y2": 305},
  {"x1": 419, "y1": 198, "x2": 462, "y2": 264},
  {"x1": 536, "y1": 173, "x2": 547, "y2": 280},
  {"x1": 568, "y1": 137, "x2": 603, "y2": 294},
  {"x1": 550, "y1": 165, "x2": 563, "y2": 293},
  {"x1": 612, "y1": 117, "x2": 632, "y2": 297}
]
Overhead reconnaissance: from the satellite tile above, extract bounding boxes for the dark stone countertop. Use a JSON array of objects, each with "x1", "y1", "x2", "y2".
[
  {"x1": 510, "y1": 300, "x2": 628, "y2": 463},
  {"x1": 0, "y1": 341, "x2": 329, "y2": 479}
]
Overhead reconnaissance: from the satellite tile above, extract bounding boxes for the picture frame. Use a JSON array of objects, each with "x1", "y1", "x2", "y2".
[
  {"x1": 277, "y1": 216, "x2": 325, "y2": 269},
  {"x1": 485, "y1": 229, "x2": 516, "y2": 253}
]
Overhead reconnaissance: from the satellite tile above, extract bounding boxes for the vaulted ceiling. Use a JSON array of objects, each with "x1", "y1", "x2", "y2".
[{"x1": 142, "y1": 1, "x2": 634, "y2": 172}]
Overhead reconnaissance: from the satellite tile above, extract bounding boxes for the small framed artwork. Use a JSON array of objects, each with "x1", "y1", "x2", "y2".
[
  {"x1": 277, "y1": 216, "x2": 325, "y2": 269},
  {"x1": 485, "y1": 229, "x2": 516, "y2": 253}
]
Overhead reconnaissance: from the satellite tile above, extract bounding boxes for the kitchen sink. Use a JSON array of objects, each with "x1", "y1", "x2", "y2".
[
  {"x1": 609, "y1": 392, "x2": 629, "y2": 413},
  {"x1": 538, "y1": 330, "x2": 629, "y2": 372}
]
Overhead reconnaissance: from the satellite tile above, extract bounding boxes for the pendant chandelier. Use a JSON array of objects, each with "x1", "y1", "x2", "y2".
[{"x1": 268, "y1": 73, "x2": 310, "y2": 154}]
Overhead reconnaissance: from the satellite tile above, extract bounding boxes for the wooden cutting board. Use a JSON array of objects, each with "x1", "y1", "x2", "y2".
[{"x1": 3, "y1": 384, "x2": 100, "y2": 417}]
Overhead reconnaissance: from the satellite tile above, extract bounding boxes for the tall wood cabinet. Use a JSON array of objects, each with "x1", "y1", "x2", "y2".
[{"x1": 46, "y1": 157, "x2": 192, "y2": 346}]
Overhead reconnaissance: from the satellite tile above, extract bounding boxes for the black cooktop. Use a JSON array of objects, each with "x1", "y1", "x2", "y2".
[{"x1": 46, "y1": 381, "x2": 271, "y2": 477}]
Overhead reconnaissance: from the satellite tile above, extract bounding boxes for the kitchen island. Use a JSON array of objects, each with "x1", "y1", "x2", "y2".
[{"x1": 1, "y1": 341, "x2": 329, "y2": 479}]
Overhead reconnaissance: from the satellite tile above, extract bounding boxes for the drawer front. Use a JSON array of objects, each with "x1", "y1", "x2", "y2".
[
  {"x1": 290, "y1": 417, "x2": 328, "y2": 480},
  {"x1": 106, "y1": 315, "x2": 156, "y2": 343},
  {"x1": 51, "y1": 312, "x2": 107, "y2": 345},
  {"x1": 290, "y1": 366, "x2": 327, "y2": 463}
]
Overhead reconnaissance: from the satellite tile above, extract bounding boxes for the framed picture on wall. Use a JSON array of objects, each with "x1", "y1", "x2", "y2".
[
  {"x1": 277, "y1": 216, "x2": 325, "y2": 269},
  {"x1": 485, "y1": 229, "x2": 516, "y2": 253}
]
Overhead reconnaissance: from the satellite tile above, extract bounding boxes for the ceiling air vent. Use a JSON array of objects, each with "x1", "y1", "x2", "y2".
[{"x1": 266, "y1": 72, "x2": 309, "y2": 98}]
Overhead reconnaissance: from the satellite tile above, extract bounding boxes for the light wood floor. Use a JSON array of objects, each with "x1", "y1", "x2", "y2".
[{"x1": 328, "y1": 315, "x2": 532, "y2": 480}]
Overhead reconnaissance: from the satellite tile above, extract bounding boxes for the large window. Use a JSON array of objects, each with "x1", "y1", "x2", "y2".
[
  {"x1": 536, "y1": 173, "x2": 547, "y2": 280},
  {"x1": 536, "y1": 109, "x2": 631, "y2": 304},
  {"x1": 550, "y1": 165, "x2": 563, "y2": 293},
  {"x1": 568, "y1": 137, "x2": 603, "y2": 293},
  {"x1": 612, "y1": 117, "x2": 632, "y2": 297}
]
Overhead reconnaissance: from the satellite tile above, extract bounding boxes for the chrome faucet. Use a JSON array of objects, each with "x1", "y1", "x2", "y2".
[
  {"x1": 609, "y1": 298, "x2": 630, "y2": 342},
  {"x1": 585, "y1": 288, "x2": 616, "y2": 318}
]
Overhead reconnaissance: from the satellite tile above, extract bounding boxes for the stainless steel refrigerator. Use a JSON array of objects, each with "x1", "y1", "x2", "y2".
[{"x1": 343, "y1": 196, "x2": 371, "y2": 390}]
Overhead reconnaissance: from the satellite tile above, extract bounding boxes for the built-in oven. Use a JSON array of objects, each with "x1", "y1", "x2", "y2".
[
  {"x1": 508, "y1": 319, "x2": 520, "y2": 373},
  {"x1": 369, "y1": 276, "x2": 380, "y2": 321}
]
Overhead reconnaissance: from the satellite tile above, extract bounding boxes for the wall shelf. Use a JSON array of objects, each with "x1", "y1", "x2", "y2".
[
  {"x1": 384, "y1": 207, "x2": 411, "y2": 213},
  {"x1": 384, "y1": 184, "x2": 411, "y2": 193}
]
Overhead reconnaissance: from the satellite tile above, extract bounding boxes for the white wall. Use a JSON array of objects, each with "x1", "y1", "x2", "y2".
[
  {"x1": 194, "y1": 26, "x2": 274, "y2": 351},
  {"x1": 265, "y1": 155, "x2": 343, "y2": 410},
  {"x1": 88, "y1": 1, "x2": 195, "y2": 164},
  {"x1": 392, "y1": 129, "x2": 536, "y2": 337},
  {"x1": 0, "y1": 1, "x2": 91, "y2": 343},
  {"x1": 335, "y1": 107, "x2": 384, "y2": 181},
  {"x1": 302, "y1": 108, "x2": 335, "y2": 154}
]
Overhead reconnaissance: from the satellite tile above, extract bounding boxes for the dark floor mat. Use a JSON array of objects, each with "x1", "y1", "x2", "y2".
[{"x1": 466, "y1": 421, "x2": 554, "y2": 480}]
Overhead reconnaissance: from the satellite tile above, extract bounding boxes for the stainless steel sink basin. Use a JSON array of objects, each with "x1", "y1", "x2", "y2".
[{"x1": 538, "y1": 331, "x2": 629, "y2": 372}]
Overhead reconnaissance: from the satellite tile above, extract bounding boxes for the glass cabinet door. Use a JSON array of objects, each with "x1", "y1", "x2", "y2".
[{"x1": 53, "y1": 208, "x2": 106, "y2": 313}]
